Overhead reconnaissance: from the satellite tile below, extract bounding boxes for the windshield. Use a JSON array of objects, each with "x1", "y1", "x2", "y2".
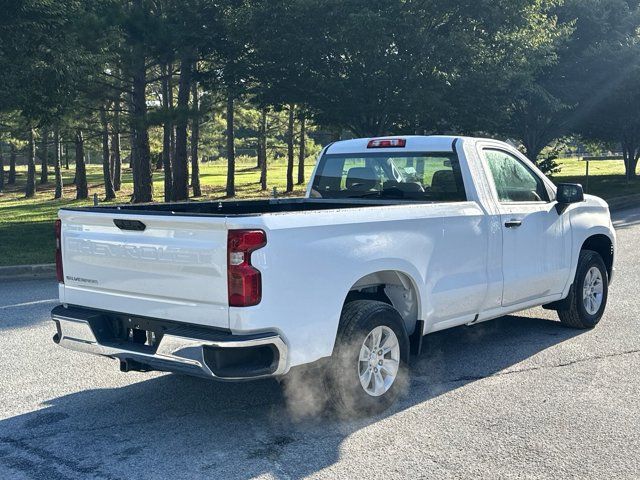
[{"x1": 310, "y1": 152, "x2": 467, "y2": 202}]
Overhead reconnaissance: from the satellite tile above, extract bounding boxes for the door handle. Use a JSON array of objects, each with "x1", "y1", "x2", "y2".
[{"x1": 505, "y1": 219, "x2": 523, "y2": 228}]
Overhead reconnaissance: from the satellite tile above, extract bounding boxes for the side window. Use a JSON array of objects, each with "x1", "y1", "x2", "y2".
[{"x1": 483, "y1": 150, "x2": 549, "y2": 203}]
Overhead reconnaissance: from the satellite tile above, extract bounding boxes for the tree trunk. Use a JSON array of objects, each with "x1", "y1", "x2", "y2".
[
  {"x1": 630, "y1": 144, "x2": 638, "y2": 179},
  {"x1": 128, "y1": 107, "x2": 136, "y2": 172},
  {"x1": 190, "y1": 78, "x2": 202, "y2": 197},
  {"x1": 297, "y1": 112, "x2": 306, "y2": 185},
  {"x1": 0, "y1": 152, "x2": 4, "y2": 193},
  {"x1": 623, "y1": 145, "x2": 630, "y2": 182},
  {"x1": 170, "y1": 129, "x2": 176, "y2": 173},
  {"x1": 286, "y1": 104, "x2": 295, "y2": 192},
  {"x1": 8, "y1": 143, "x2": 17, "y2": 184},
  {"x1": 130, "y1": 23, "x2": 153, "y2": 203},
  {"x1": 169, "y1": 67, "x2": 176, "y2": 177},
  {"x1": 622, "y1": 141, "x2": 639, "y2": 182},
  {"x1": 53, "y1": 127, "x2": 63, "y2": 199},
  {"x1": 71, "y1": 143, "x2": 76, "y2": 185},
  {"x1": 256, "y1": 142, "x2": 261, "y2": 169},
  {"x1": 100, "y1": 107, "x2": 116, "y2": 200},
  {"x1": 529, "y1": 147, "x2": 544, "y2": 166},
  {"x1": 161, "y1": 62, "x2": 173, "y2": 201},
  {"x1": 259, "y1": 107, "x2": 267, "y2": 191},
  {"x1": 172, "y1": 52, "x2": 193, "y2": 201},
  {"x1": 522, "y1": 134, "x2": 545, "y2": 166},
  {"x1": 25, "y1": 128, "x2": 36, "y2": 197},
  {"x1": 39, "y1": 128, "x2": 49, "y2": 184},
  {"x1": 226, "y1": 91, "x2": 236, "y2": 198},
  {"x1": 255, "y1": 107, "x2": 263, "y2": 169},
  {"x1": 64, "y1": 141, "x2": 69, "y2": 170},
  {"x1": 109, "y1": 139, "x2": 115, "y2": 181},
  {"x1": 112, "y1": 99, "x2": 122, "y2": 191},
  {"x1": 74, "y1": 129, "x2": 88, "y2": 200}
]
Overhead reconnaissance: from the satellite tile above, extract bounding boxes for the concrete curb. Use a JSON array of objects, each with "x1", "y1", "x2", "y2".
[
  {"x1": 0, "y1": 196, "x2": 638, "y2": 282},
  {"x1": 0, "y1": 263, "x2": 56, "y2": 282}
]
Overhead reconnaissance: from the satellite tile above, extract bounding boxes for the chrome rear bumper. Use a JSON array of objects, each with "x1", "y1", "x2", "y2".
[{"x1": 51, "y1": 305, "x2": 288, "y2": 380}]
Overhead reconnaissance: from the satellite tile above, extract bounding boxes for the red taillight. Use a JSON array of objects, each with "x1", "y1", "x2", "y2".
[
  {"x1": 55, "y1": 219, "x2": 64, "y2": 283},
  {"x1": 367, "y1": 138, "x2": 406, "y2": 149},
  {"x1": 227, "y1": 230, "x2": 267, "y2": 307}
]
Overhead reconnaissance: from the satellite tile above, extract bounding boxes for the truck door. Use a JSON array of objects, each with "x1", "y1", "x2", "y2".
[{"x1": 480, "y1": 148, "x2": 571, "y2": 307}]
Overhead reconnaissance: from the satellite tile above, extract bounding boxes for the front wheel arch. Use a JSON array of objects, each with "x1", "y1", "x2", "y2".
[
  {"x1": 556, "y1": 249, "x2": 609, "y2": 329},
  {"x1": 580, "y1": 234, "x2": 613, "y2": 280}
]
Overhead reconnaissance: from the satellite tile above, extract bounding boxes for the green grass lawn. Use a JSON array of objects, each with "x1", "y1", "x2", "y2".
[
  {"x1": 552, "y1": 157, "x2": 640, "y2": 198},
  {"x1": 0, "y1": 156, "x2": 638, "y2": 267}
]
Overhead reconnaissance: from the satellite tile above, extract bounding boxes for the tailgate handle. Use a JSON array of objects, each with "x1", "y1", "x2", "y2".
[{"x1": 114, "y1": 219, "x2": 146, "y2": 231}]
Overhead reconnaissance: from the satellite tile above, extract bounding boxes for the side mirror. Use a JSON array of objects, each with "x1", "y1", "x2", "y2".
[{"x1": 556, "y1": 183, "x2": 584, "y2": 213}]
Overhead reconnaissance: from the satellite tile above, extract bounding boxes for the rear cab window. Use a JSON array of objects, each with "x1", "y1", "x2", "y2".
[{"x1": 311, "y1": 152, "x2": 467, "y2": 202}]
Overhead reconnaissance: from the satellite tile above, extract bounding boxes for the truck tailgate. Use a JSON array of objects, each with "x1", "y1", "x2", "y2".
[{"x1": 58, "y1": 209, "x2": 229, "y2": 328}]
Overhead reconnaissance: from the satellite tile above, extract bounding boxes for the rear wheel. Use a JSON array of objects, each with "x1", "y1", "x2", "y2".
[
  {"x1": 558, "y1": 250, "x2": 609, "y2": 329},
  {"x1": 324, "y1": 300, "x2": 410, "y2": 416}
]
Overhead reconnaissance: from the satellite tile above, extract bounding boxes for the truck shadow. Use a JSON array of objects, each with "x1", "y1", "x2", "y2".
[{"x1": 0, "y1": 313, "x2": 582, "y2": 480}]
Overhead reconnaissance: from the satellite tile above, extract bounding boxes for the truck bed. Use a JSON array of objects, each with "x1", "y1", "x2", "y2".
[
  {"x1": 61, "y1": 198, "x2": 421, "y2": 217},
  {"x1": 56, "y1": 196, "x2": 429, "y2": 330}
]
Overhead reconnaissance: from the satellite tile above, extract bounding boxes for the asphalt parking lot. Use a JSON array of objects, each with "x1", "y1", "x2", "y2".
[{"x1": 1, "y1": 206, "x2": 639, "y2": 479}]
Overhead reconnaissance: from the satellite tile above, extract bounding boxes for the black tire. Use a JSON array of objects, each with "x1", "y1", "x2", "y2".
[
  {"x1": 324, "y1": 300, "x2": 410, "y2": 417},
  {"x1": 558, "y1": 250, "x2": 609, "y2": 329}
]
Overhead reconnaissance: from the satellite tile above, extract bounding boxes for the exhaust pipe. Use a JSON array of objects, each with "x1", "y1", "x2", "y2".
[{"x1": 119, "y1": 359, "x2": 151, "y2": 373}]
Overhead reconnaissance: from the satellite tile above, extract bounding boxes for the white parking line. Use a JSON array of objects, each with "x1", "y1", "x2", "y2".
[{"x1": 0, "y1": 299, "x2": 58, "y2": 310}]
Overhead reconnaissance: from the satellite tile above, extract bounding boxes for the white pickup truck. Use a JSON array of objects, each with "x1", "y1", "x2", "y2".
[{"x1": 52, "y1": 136, "x2": 615, "y2": 414}]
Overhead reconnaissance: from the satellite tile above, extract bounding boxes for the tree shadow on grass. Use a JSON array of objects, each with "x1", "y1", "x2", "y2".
[{"x1": 0, "y1": 313, "x2": 583, "y2": 479}]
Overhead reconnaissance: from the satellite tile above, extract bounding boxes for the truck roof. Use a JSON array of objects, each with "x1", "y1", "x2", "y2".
[{"x1": 324, "y1": 135, "x2": 464, "y2": 155}]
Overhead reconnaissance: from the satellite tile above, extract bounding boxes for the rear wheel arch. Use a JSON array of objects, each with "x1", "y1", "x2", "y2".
[{"x1": 343, "y1": 270, "x2": 421, "y2": 336}]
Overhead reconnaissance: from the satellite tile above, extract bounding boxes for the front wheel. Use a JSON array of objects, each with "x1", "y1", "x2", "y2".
[
  {"x1": 324, "y1": 300, "x2": 410, "y2": 416},
  {"x1": 558, "y1": 250, "x2": 609, "y2": 329}
]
